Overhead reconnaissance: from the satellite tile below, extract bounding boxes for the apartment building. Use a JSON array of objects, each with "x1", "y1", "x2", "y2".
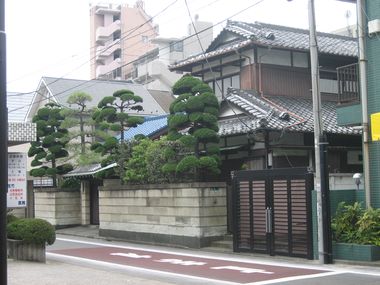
[
  {"x1": 130, "y1": 16, "x2": 213, "y2": 92},
  {"x1": 90, "y1": 1, "x2": 158, "y2": 80}
]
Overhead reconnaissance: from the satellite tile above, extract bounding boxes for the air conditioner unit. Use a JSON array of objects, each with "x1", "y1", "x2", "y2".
[{"x1": 368, "y1": 19, "x2": 380, "y2": 35}]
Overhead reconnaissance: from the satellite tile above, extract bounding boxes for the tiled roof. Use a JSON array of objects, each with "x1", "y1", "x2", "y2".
[
  {"x1": 170, "y1": 21, "x2": 357, "y2": 69},
  {"x1": 120, "y1": 115, "x2": 168, "y2": 140},
  {"x1": 63, "y1": 163, "x2": 117, "y2": 178},
  {"x1": 40, "y1": 77, "x2": 166, "y2": 116},
  {"x1": 219, "y1": 88, "x2": 361, "y2": 137}
]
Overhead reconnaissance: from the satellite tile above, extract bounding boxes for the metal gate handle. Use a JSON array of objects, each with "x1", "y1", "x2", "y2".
[{"x1": 265, "y1": 207, "x2": 273, "y2": 233}]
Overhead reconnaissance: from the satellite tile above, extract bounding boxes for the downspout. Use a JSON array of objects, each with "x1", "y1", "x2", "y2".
[{"x1": 357, "y1": 0, "x2": 371, "y2": 208}]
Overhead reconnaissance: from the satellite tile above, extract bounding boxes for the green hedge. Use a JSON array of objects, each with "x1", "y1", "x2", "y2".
[{"x1": 7, "y1": 218, "x2": 56, "y2": 245}]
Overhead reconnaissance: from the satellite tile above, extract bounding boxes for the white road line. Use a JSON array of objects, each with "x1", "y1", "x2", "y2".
[
  {"x1": 47, "y1": 252, "x2": 240, "y2": 285},
  {"x1": 246, "y1": 271, "x2": 344, "y2": 285}
]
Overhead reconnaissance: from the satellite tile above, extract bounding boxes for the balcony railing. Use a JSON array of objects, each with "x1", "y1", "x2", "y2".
[{"x1": 337, "y1": 63, "x2": 360, "y2": 104}]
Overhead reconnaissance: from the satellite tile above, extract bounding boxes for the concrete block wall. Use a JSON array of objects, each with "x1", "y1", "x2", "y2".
[
  {"x1": 34, "y1": 188, "x2": 81, "y2": 227},
  {"x1": 99, "y1": 180, "x2": 227, "y2": 248}
]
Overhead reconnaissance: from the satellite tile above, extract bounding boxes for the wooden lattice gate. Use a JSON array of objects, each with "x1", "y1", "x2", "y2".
[{"x1": 232, "y1": 167, "x2": 313, "y2": 259}]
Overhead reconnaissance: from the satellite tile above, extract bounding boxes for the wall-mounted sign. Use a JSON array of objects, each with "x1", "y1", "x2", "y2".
[
  {"x1": 371, "y1": 112, "x2": 380, "y2": 141},
  {"x1": 7, "y1": 153, "x2": 27, "y2": 208}
]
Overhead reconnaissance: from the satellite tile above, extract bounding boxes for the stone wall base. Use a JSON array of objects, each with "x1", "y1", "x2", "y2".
[{"x1": 99, "y1": 229, "x2": 223, "y2": 248}]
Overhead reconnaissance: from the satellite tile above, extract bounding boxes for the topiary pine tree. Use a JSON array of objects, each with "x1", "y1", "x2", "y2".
[
  {"x1": 28, "y1": 103, "x2": 73, "y2": 187},
  {"x1": 91, "y1": 89, "x2": 144, "y2": 178},
  {"x1": 61, "y1": 92, "x2": 102, "y2": 166},
  {"x1": 167, "y1": 75, "x2": 221, "y2": 179}
]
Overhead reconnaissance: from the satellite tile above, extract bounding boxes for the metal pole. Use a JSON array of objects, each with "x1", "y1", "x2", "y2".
[
  {"x1": 0, "y1": 0, "x2": 8, "y2": 283},
  {"x1": 308, "y1": 0, "x2": 332, "y2": 264},
  {"x1": 357, "y1": 0, "x2": 370, "y2": 208}
]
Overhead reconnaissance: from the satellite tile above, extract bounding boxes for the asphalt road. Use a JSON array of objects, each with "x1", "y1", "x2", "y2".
[{"x1": 44, "y1": 236, "x2": 380, "y2": 285}]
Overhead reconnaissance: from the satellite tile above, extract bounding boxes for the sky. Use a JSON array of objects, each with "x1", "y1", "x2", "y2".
[{"x1": 5, "y1": 0, "x2": 357, "y2": 93}]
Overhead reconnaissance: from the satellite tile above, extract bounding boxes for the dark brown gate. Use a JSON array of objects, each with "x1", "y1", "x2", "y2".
[
  {"x1": 90, "y1": 179, "x2": 101, "y2": 225},
  {"x1": 232, "y1": 167, "x2": 313, "y2": 259}
]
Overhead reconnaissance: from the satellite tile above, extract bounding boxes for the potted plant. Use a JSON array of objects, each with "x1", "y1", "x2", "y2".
[
  {"x1": 7, "y1": 218, "x2": 56, "y2": 262},
  {"x1": 332, "y1": 202, "x2": 380, "y2": 261}
]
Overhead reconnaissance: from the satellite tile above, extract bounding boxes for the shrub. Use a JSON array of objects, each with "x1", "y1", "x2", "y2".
[
  {"x1": 6, "y1": 214, "x2": 19, "y2": 225},
  {"x1": 332, "y1": 202, "x2": 380, "y2": 246},
  {"x1": 7, "y1": 218, "x2": 56, "y2": 245}
]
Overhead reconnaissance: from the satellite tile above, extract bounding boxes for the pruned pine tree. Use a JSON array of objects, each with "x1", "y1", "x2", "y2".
[
  {"x1": 61, "y1": 92, "x2": 102, "y2": 166},
  {"x1": 28, "y1": 103, "x2": 72, "y2": 187},
  {"x1": 91, "y1": 89, "x2": 144, "y2": 178},
  {"x1": 166, "y1": 75, "x2": 221, "y2": 180}
]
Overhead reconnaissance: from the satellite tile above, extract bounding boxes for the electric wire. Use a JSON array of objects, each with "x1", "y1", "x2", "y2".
[{"x1": 8, "y1": 0, "x2": 268, "y2": 114}]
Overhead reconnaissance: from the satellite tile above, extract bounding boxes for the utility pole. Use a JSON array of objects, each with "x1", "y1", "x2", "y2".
[
  {"x1": 0, "y1": 0, "x2": 8, "y2": 283},
  {"x1": 308, "y1": 0, "x2": 332, "y2": 264},
  {"x1": 357, "y1": 0, "x2": 370, "y2": 208}
]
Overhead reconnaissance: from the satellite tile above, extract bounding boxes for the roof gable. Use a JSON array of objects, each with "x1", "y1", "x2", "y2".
[
  {"x1": 170, "y1": 20, "x2": 358, "y2": 70},
  {"x1": 32, "y1": 77, "x2": 166, "y2": 117},
  {"x1": 7, "y1": 92, "x2": 34, "y2": 122}
]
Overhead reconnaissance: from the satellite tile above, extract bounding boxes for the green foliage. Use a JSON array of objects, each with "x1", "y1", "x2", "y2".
[
  {"x1": 172, "y1": 75, "x2": 203, "y2": 95},
  {"x1": 332, "y1": 202, "x2": 380, "y2": 246},
  {"x1": 7, "y1": 214, "x2": 19, "y2": 225},
  {"x1": 30, "y1": 168, "x2": 47, "y2": 177},
  {"x1": 91, "y1": 89, "x2": 145, "y2": 179},
  {"x1": 167, "y1": 76, "x2": 221, "y2": 180},
  {"x1": 7, "y1": 218, "x2": 56, "y2": 245},
  {"x1": 176, "y1": 155, "x2": 199, "y2": 174},
  {"x1": 60, "y1": 177, "x2": 80, "y2": 190},
  {"x1": 62, "y1": 92, "x2": 97, "y2": 167},
  {"x1": 28, "y1": 103, "x2": 71, "y2": 186},
  {"x1": 191, "y1": 83, "x2": 213, "y2": 94},
  {"x1": 124, "y1": 138, "x2": 180, "y2": 184},
  {"x1": 199, "y1": 156, "x2": 220, "y2": 174}
]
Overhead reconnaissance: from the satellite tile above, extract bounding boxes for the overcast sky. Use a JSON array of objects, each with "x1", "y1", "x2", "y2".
[{"x1": 5, "y1": 0, "x2": 357, "y2": 93}]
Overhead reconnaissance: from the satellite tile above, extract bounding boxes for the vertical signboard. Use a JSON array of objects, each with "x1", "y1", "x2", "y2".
[
  {"x1": 7, "y1": 153, "x2": 27, "y2": 208},
  {"x1": 371, "y1": 112, "x2": 380, "y2": 141}
]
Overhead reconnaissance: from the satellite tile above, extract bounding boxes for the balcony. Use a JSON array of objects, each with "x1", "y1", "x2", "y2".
[
  {"x1": 96, "y1": 39, "x2": 121, "y2": 61},
  {"x1": 337, "y1": 63, "x2": 360, "y2": 104},
  {"x1": 96, "y1": 58, "x2": 121, "y2": 78},
  {"x1": 96, "y1": 20, "x2": 121, "y2": 44},
  {"x1": 336, "y1": 63, "x2": 362, "y2": 126},
  {"x1": 95, "y1": 4, "x2": 121, "y2": 15}
]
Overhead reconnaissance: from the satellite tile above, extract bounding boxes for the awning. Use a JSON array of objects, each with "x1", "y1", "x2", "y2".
[{"x1": 63, "y1": 163, "x2": 117, "y2": 178}]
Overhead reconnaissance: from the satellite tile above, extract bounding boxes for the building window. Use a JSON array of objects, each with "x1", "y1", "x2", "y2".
[
  {"x1": 170, "y1": 41, "x2": 183, "y2": 52},
  {"x1": 113, "y1": 49, "x2": 121, "y2": 60},
  {"x1": 206, "y1": 74, "x2": 240, "y2": 100},
  {"x1": 113, "y1": 30, "x2": 121, "y2": 41},
  {"x1": 113, "y1": 67, "x2": 121, "y2": 78}
]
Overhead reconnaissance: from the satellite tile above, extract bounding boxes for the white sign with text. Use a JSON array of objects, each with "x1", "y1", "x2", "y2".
[{"x1": 7, "y1": 153, "x2": 27, "y2": 208}]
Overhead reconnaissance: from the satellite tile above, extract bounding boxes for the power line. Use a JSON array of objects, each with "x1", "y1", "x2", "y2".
[{"x1": 8, "y1": 0, "x2": 268, "y2": 114}]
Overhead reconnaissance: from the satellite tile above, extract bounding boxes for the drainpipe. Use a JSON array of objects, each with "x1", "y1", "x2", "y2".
[{"x1": 357, "y1": 0, "x2": 371, "y2": 208}]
